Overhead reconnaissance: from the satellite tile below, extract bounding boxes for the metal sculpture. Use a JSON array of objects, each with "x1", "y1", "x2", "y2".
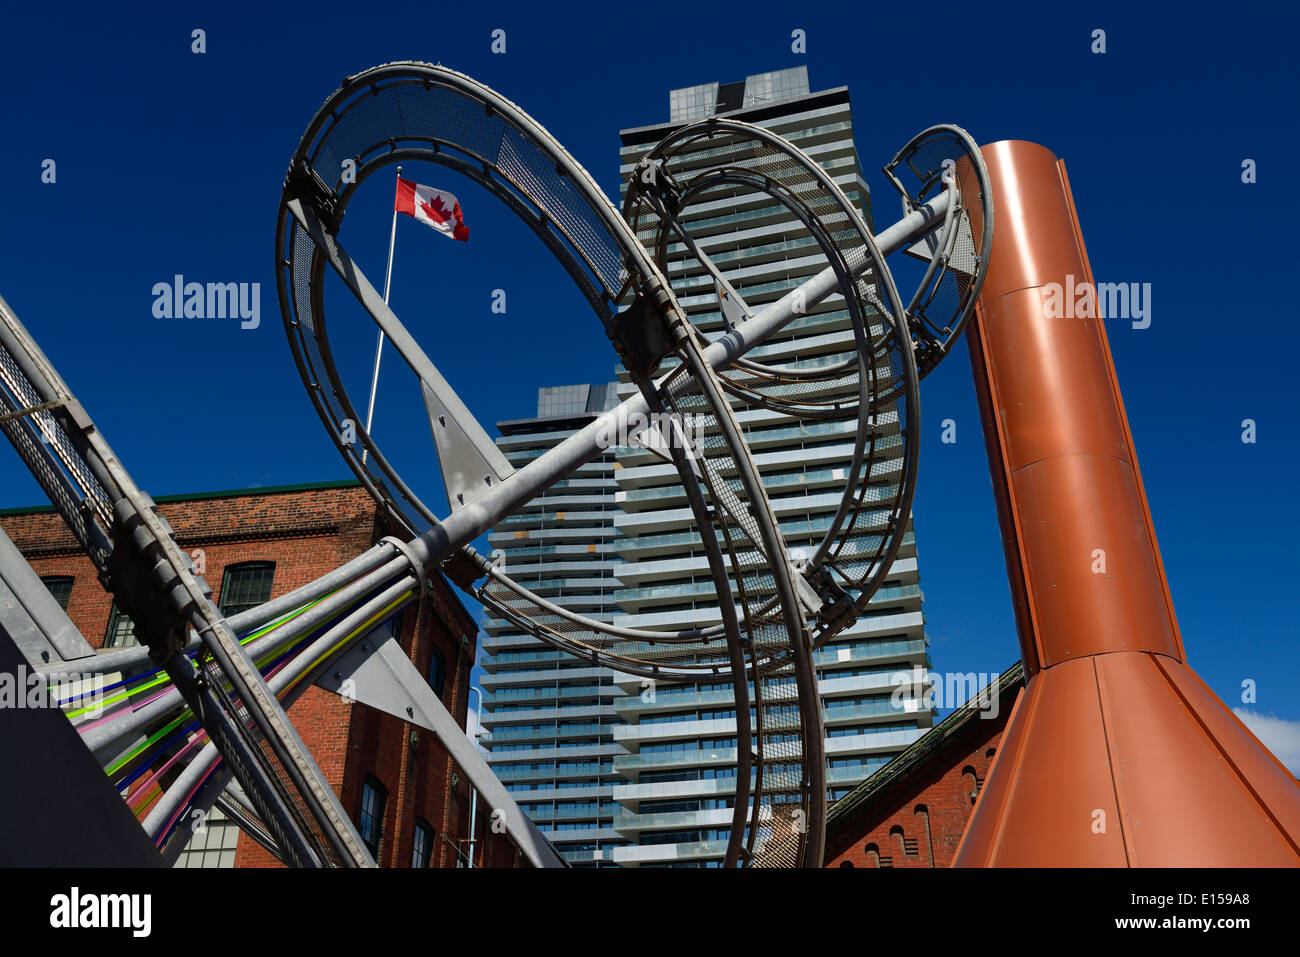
[
  {"x1": 274, "y1": 63, "x2": 990, "y2": 866},
  {"x1": 0, "y1": 61, "x2": 991, "y2": 867}
]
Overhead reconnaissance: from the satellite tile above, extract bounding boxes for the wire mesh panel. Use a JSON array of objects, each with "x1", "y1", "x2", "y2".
[{"x1": 0, "y1": 296, "x2": 114, "y2": 574}]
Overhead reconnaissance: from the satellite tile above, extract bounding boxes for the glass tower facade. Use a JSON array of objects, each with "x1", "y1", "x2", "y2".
[
  {"x1": 480, "y1": 68, "x2": 934, "y2": 868},
  {"x1": 479, "y1": 383, "x2": 631, "y2": 866}
]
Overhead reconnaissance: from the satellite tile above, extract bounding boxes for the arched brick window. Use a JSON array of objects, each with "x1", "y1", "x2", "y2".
[
  {"x1": 890, "y1": 824, "x2": 917, "y2": 858},
  {"x1": 962, "y1": 764, "x2": 982, "y2": 806},
  {"x1": 914, "y1": 804, "x2": 933, "y2": 867}
]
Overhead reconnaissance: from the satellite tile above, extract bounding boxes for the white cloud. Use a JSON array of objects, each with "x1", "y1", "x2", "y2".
[{"x1": 1233, "y1": 708, "x2": 1300, "y2": 776}]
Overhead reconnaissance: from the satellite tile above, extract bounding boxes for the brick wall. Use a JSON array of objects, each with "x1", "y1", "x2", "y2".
[{"x1": 825, "y1": 712, "x2": 1011, "y2": 869}]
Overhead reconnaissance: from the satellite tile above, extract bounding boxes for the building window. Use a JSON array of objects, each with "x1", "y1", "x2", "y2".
[
  {"x1": 358, "y1": 776, "x2": 387, "y2": 859},
  {"x1": 429, "y1": 647, "x2": 446, "y2": 701},
  {"x1": 218, "y1": 562, "x2": 275, "y2": 617},
  {"x1": 104, "y1": 603, "x2": 138, "y2": 648},
  {"x1": 412, "y1": 819, "x2": 434, "y2": 868},
  {"x1": 173, "y1": 806, "x2": 241, "y2": 869},
  {"x1": 40, "y1": 576, "x2": 73, "y2": 610}
]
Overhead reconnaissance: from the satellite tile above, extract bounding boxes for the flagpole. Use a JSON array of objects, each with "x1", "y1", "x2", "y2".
[{"x1": 361, "y1": 165, "x2": 401, "y2": 465}]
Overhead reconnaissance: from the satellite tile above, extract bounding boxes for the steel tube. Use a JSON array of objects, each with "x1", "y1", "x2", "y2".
[
  {"x1": 144, "y1": 581, "x2": 416, "y2": 851},
  {"x1": 52, "y1": 545, "x2": 402, "y2": 678},
  {"x1": 84, "y1": 553, "x2": 416, "y2": 759},
  {"x1": 964, "y1": 142, "x2": 1180, "y2": 672}
]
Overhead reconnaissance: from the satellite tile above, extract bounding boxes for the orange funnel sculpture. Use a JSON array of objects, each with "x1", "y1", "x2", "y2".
[{"x1": 954, "y1": 140, "x2": 1300, "y2": 866}]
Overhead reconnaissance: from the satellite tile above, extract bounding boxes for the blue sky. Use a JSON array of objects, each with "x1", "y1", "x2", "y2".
[{"x1": 0, "y1": 2, "x2": 1296, "y2": 761}]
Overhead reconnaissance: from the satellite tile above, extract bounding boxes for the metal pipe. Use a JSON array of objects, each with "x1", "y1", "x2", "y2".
[
  {"x1": 266, "y1": 578, "x2": 418, "y2": 704},
  {"x1": 145, "y1": 581, "x2": 415, "y2": 850},
  {"x1": 362, "y1": 165, "x2": 403, "y2": 465},
  {"x1": 224, "y1": 545, "x2": 396, "y2": 632},
  {"x1": 41, "y1": 544, "x2": 397, "y2": 677},
  {"x1": 80, "y1": 555, "x2": 414, "y2": 756}
]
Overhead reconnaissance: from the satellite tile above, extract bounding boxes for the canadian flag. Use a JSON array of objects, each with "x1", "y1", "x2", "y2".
[{"x1": 394, "y1": 177, "x2": 469, "y2": 242}]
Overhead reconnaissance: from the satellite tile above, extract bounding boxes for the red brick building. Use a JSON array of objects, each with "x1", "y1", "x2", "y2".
[
  {"x1": 824, "y1": 662, "x2": 1024, "y2": 868},
  {"x1": 0, "y1": 479, "x2": 532, "y2": 868}
]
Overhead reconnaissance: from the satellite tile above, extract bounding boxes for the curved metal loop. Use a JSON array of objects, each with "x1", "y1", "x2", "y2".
[
  {"x1": 620, "y1": 117, "x2": 921, "y2": 642},
  {"x1": 883, "y1": 123, "x2": 994, "y2": 379},
  {"x1": 275, "y1": 61, "x2": 670, "y2": 539}
]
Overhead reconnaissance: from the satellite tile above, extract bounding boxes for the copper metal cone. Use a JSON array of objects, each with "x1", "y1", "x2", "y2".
[{"x1": 953, "y1": 140, "x2": 1300, "y2": 866}]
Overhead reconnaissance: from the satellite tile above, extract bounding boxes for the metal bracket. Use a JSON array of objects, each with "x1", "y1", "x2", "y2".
[
  {"x1": 633, "y1": 155, "x2": 684, "y2": 215},
  {"x1": 314, "y1": 632, "x2": 564, "y2": 868},
  {"x1": 440, "y1": 546, "x2": 491, "y2": 591},
  {"x1": 610, "y1": 291, "x2": 675, "y2": 380},
  {"x1": 802, "y1": 563, "x2": 856, "y2": 640},
  {"x1": 0, "y1": 397, "x2": 66, "y2": 425},
  {"x1": 105, "y1": 496, "x2": 201, "y2": 662},
  {"x1": 285, "y1": 160, "x2": 343, "y2": 233},
  {"x1": 421, "y1": 381, "x2": 515, "y2": 513}
]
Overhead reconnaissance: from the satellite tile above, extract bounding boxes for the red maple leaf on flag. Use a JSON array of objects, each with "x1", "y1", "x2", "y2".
[
  {"x1": 396, "y1": 177, "x2": 469, "y2": 241},
  {"x1": 420, "y1": 194, "x2": 452, "y2": 223}
]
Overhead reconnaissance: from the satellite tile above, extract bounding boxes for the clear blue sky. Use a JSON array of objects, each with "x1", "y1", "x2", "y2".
[{"x1": 0, "y1": 2, "x2": 1295, "y2": 754}]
